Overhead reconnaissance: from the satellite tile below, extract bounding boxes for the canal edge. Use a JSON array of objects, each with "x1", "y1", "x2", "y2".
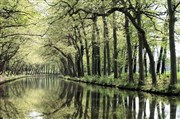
[{"x1": 60, "y1": 76, "x2": 180, "y2": 97}]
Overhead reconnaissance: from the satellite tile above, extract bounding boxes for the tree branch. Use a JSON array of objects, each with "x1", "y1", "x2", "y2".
[
  {"x1": 174, "y1": 1, "x2": 180, "y2": 11},
  {"x1": 0, "y1": 33, "x2": 44, "y2": 38}
]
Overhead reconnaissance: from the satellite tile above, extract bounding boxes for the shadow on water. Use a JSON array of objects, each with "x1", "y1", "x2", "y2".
[{"x1": 0, "y1": 76, "x2": 179, "y2": 119}]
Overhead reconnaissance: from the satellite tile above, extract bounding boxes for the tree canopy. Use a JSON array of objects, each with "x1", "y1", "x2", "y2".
[{"x1": 1, "y1": 0, "x2": 180, "y2": 87}]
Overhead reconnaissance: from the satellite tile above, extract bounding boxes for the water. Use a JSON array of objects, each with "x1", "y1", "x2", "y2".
[{"x1": 0, "y1": 76, "x2": 179, "y2": 119}]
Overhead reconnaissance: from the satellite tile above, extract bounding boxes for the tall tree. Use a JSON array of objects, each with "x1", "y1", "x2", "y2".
[
  {"x1": 167, "y1": 0, "x2": 180, "y2": 85},
  {"x1": 136, "y1": 4, "x2": 144, "y2": 85},
  {"x1": 125, "y1": 16, "x2": 133, "y2": 83},
  {"x1": 112, "y1": 1, "x2": 118, "y2": 78},
  {"x1": 102, "y1": 16, "x2": 111, "y2": 76},
  {"x1": 91, "y1": 16, "x2": 101, "y2": 76},
  {"x1": 80, "y1": 19, "x2": 91, "y2": 75}
]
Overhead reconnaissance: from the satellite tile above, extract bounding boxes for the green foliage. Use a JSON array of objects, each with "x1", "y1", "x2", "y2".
[
  {"x1": 0, "y1": 0, "x2": 50, "y2": 75},
  {"x1": 1, "y1": 0, "x2": 180, "y2": 94},
  {"x1": 71, "y1": 72, "x2": 180, "y2": 95}
]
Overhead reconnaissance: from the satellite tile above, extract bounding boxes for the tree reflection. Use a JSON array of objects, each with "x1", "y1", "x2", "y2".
[
  {"x1": 0, "y1": 99, "x2": 23, "y2": 118},
  {"x1": 102, "y1": 94, "x2": 111, "y2": 119},
  {"x1": 112, "y1": 94, "x2": 118, "y2": 119},
  {"x1": 149, "y1": 97, "x2": 156, "y2": 119},
  {"x1": 126, "y1": 95, "x2": 134, "y2": 119},
  {"x1": 169, "y1": 98, "x2": 177, "y2": 119},
  {"x1": 84, "y1": 90, "x2": 90, "y2": 119},
  {"x1": 73, "y1": 85, "x2": 83, "y2": 118},
  {"x1": 0, "y1": 77, "x2": 179, "y2": 119},
  {"x1": 0, "y1": 85, "x2": 9, "y2": 98},
  {"x1": 91, "y1": 91, "x2": 100, "y2": 119}
]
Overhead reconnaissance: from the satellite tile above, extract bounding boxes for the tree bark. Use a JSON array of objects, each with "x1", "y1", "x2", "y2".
[
  {"x1": 125, "y1": 16, "x2": 134, "y2": 83},
  {"x1": 156, "y1": 46, "x2": 163, "y2": 74},
  {"x1": 92, "y1": 17, "x2": 96, "y2": 75},
  {"x1": 144, "y1": 50, "x2": 148, "y2": 77},
  {"x1": 103, "y1": 16, "x2": 107, "y2": 76},
  {"x1": 102, "y1": 16, "x2": 111, "y2": 76},
  {"x1": 161, "y1": 47, "x2": 167, "y2": 74},
  {"x1": 123, "y1": 10, "x2": 157, "y2": 85},
  {"x1": 167, "y1": 0, "x2": 177, "y2": 85},
  {"x1": 113, "y1": 12, "x2": 118, "y2": 78},
  {"x1": 137, "y1": 13, "x2": 144, "y2": 86},
  {"x1": 95, "y1": 19, "x2": 101, "y2": 76},
  {"x1": 92, "y1": 16, "x2": 101, "y2": 76},
  {"x1": 81, "y1": 21, "x2": 91, "y2": 75}
]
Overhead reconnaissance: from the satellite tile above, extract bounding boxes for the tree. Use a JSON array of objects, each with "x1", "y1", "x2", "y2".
[
  {"x1": 125, "y1": 16, "x2": 133, "y2": 83},
  {"x1": 167, "y1": 0, "x2": 180, "y2": 85},
  {"x1": 102, "y1": 0, "x2": 111, "y2": 76},
  {"x1": 105, "y1": 0, "x2": 157, "y2": 85},
  {"x1": 0, "y1": 0, "x2": 45, "y2": 75},
  {"x1": 113, "y1": 11, "x2": 118, "y2": 78}
]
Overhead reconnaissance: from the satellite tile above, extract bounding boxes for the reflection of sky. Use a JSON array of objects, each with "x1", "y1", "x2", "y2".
[
  {"x1": 177, "y1": 107, "x2": 180, "y2": 118},
  {"x1": 1, "y1": 77, "x2": 180, "y2": 119},
  {"x1": 29, "y1": 111, "x2": 43, "y2": 119},
  {"x1": 135, "y1": 97, "x2": 179, "y2": 119}
]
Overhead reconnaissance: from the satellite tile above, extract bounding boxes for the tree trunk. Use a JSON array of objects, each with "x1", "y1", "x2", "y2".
[
  {"x1": 125, "y1": 16, "x2": 133, "y2": 83},
  {"x1": 77, "y1": 28, "x2": 84, "y2": 77},
  {"x1": 167, "y1": 0, "x2": 177, "y2": 85},
  {"x1": 142, "y1": 31, "x2": 156, "y2": 85},
  {"x1": 113, "y1": 11, "x2": 118, "y2": 78},
  {"x1": 81, "y1": 21, "x2": 91, "y2": 75},
  {"x1": 156, "y1": 46, "x2": 163, "y2": 74},
  {"x1": 95, "y1": 23, "x2": 101, "y2": 76},
  {"x1": 161, "y1": 47, "x2": 167, "y2": 74},
  {"x1": 144, "y1": 50, "x2": 148, "y2": 77},
  {"x1": 67, "y1": 54, "x2": 76, "y2": 77},
  {"x1": 124, "y1": 54, "x2": 128, "y2": 73},
  {"x1": 103, "y1": 16, "x2": 107, "y2": 76},
  {"x1": 137, "y1": 13, "x2": 144, "y2": 86},
  {"x1": 92, "y1": 16, "x2": 101, "y2": 76},
  {"x1": 124, "y1": 11, "x2": 157, "y2": 85},
  {"x1": 107, "y1": 37, "x2": 110, "y2": 75},
  {"x1": 92, "y1": 17, "x2": 96, "y2": 75},
  {"x1": 102, "y1": 16, "x2": 111, "y2": 75},
  {"x1": 133, "y1": 44, "x2": 138, "y2": 73}
]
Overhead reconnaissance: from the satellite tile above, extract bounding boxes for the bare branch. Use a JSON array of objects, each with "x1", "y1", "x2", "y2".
[{"x1": 174, "y1": 1, "x2": 180, "y2": 11}]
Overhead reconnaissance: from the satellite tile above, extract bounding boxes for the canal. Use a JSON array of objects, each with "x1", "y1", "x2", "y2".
[{"x1": 0, "y1": 76, "x2": 180, "y2": 119}]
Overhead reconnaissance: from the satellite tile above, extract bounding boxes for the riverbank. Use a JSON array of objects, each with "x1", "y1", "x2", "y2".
[
  {"x1": 0, "y1": 75, "x2": 31, "y2": 85},
  {"x1": 62, "y1": 75, "x2": 180, "y2": 96},
  {"x1": 0, "y1": 74, "x2": 59, "y2": 85}
]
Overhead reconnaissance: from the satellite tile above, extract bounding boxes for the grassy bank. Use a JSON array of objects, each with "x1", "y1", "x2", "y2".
[{"x1": 62, "y1": 73, "x2": 180, "y2": 96}]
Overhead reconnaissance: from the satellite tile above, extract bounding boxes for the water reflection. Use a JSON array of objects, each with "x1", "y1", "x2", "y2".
[
  {"x1": 0, "y1": 76, "x2": 180, "y2": 119},
  {"x1": 28, "y1": 111, "x2": 43, "y2": 119}
]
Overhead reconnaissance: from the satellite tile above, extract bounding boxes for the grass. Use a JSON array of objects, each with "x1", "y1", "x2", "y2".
[{"x1": 64, "y1": 72, "x2": 180, "y2": 96}]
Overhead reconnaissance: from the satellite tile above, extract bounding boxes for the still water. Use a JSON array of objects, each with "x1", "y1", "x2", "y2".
[{"x1": 0, "y1": 76, "x2": 180, "y2": 119}]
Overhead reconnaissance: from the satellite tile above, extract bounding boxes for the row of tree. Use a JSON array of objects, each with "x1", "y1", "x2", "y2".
[
  {"x1": 0, "y1": 0, "x2": 31, "y2": 74},
  {"x1": 1, "y1": 0, "x2": 180, "y2": 87},
  {"x1": 0, "y1": 0, "x2": 53, "y2": 75},
  {"x1": 42, "y1": 0, "x2": 180, "y2": 86}
]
